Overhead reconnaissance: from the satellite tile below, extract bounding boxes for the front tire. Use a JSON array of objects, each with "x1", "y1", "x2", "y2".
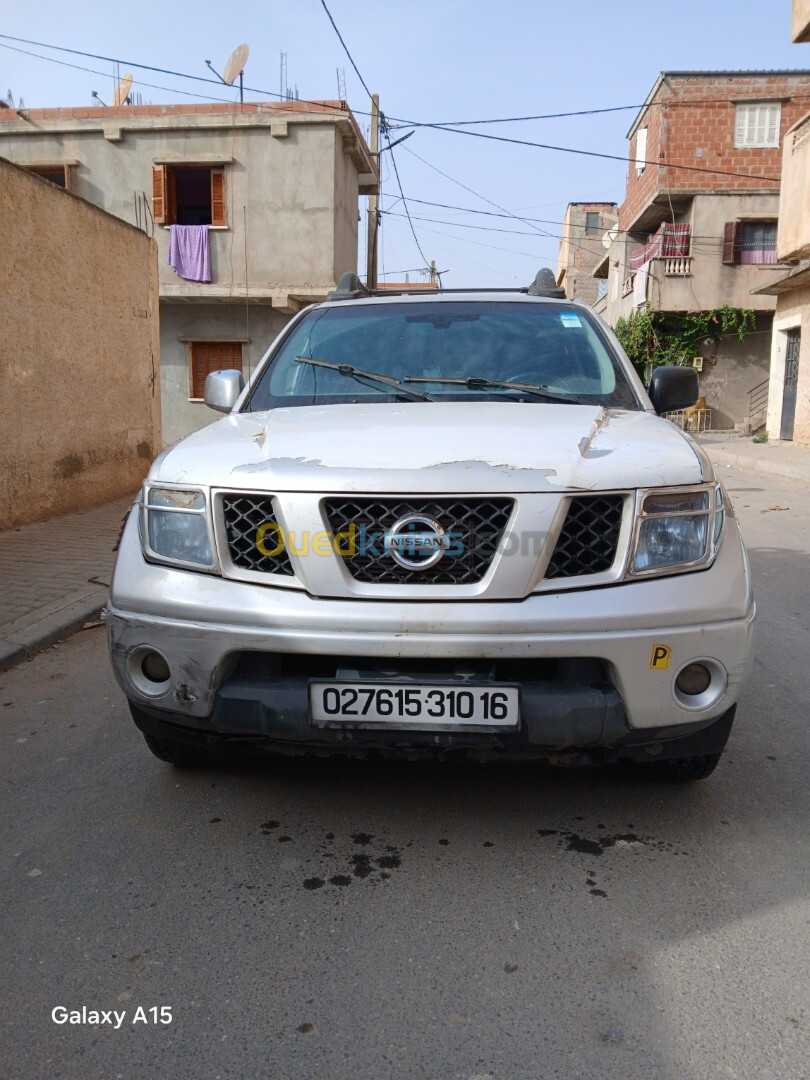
[
  {"x1": 142, "y1": 733, "x2": 215, "y2": 768},
  {"x1": 636, "y1": 752, "x2": 723, "y2": 782}
]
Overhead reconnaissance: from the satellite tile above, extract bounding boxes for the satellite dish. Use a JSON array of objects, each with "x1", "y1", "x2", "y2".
[
  {"x1": 602, "y1": 224, "x2": 619, "y2": 249},
  {"x1": 223, "y1": 44, "x2": 249, "y2": 87},
  {"x1": 112, "y1": 73, "x2": 133, "y2": 106}
]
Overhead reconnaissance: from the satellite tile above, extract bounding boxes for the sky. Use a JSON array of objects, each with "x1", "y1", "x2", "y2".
[{"x1": 1, "y1": 0, "x2": 806, "y2": 287}]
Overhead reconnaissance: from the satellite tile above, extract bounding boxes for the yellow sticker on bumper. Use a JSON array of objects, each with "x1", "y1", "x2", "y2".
[{"x1": 650, "y1": 645, "x2": 672, "y2": 670}]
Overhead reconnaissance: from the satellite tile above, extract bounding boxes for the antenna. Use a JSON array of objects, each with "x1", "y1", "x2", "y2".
[
  {"x1": 112, "y1": 72, "x2": 133, "y2": 106},
  {"x1": 336, "y1": 67, "x2": 346, "y2": 101},
  {"x1": 3, "y1": 88, "x2": 25, "y2": 110},
  {"x1": 280, "y1": 52, "x2": 287, "y2": 101},
  {"x1": 206, "y1": 43, "x2": 249, "y2": 104}
]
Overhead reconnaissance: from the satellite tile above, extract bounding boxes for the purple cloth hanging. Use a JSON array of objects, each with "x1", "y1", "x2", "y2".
[{"x1": 168, "y1": 225, "x2": 211, "y2": 283}]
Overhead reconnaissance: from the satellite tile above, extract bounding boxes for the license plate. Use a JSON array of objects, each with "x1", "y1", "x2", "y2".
[{"x1": 309, "y1": 682, "x2": 520, "y2": 729}]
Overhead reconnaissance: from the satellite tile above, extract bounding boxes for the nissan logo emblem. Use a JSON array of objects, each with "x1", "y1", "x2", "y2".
[{"x1": 388, "y1": 514, "x2": 447, "y2": 570}]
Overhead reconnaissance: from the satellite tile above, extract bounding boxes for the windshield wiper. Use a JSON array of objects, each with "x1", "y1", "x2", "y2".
[
  {"x1": 295, "y1": 356, "x2": 436, "y2": 401},
  {"x1": 404, "y1": 375, "x2": 580, "y2": 404}
]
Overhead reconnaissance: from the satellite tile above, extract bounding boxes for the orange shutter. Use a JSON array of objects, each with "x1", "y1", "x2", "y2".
[
  {"x1": 211, "y1": 168, "x2": 226, "y2": 226},
  {"x1": 190, "y1": 342, "x2": 242, "y2": 399},
  {"x1": 152, "y1": 165, "x2": 167, "y2": 224}
]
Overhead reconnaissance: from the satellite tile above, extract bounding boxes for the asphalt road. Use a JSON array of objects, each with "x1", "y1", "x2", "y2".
[{"x1": 2, "y1": 464, "x2": 809, "y2": 1080}]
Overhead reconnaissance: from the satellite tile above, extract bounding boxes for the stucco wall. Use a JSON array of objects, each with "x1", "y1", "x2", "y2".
[
  {"x1": 0, "y1": 158, "x2": 160, "y2": 528},
  {"x1": 767, "y1": 286, "x2": 810, "y2": 446},
  {"x1": 778, "y1": 111, "x2": 810, "y2": 262},
  {"x1": 604, "y1": 193, "x2": 781, "y2": 326},
  {"x1": 0, "y1": 113, "x2": 360, "y2": 295},
  {"x1": 159, "y1": 302, "x2": 290, "y2": 447},
  {"x1": 793, "y1": 0, "x2": 810, "y2": 42},
  {"x1": 694, "y1": 312, "x2": 772, "y2": 430},
  {"x1": 333, "y1": 132, "x2": 361, "y2": 280}
]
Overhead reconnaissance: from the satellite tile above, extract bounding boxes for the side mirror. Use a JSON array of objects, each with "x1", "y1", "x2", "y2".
[
  {"x1": 205, "y1": 369, "x2": 244, "y2": 413},
  {"x1": 648, "y1": 365, "x2": 699, "y2": 416}
]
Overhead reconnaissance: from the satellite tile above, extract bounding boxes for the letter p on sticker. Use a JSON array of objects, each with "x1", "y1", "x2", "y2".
[{"x1": 650, "y1": 644, "x2": 672, "y2": 670}]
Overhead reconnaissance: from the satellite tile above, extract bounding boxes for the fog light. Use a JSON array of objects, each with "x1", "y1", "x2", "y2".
[
  {"x1": 141, "y1": 651, "x2": 170, "y2": 684},
  {"x1": 675, "y1": 663, "x2": 711, "y2": 696}
]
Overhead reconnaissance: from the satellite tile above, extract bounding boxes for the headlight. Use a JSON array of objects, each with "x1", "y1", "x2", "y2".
[
  {"x1": 630, "y1": 485, "x2": 722, "y2": 577},
  {"x1": 143, "y1": 486, "x2": 215, "y2": 569}
]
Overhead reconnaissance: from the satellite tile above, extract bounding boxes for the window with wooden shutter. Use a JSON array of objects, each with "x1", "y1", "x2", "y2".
[
  {"x1": 190, "y1": 342, "x2": 242, "y2": 400},
  {"x1": 734, "y1": 103, "x2": 781, "y2": 148},
  {"x1": 211, "y1": 169, "x2": 226, "y2": 226},
  {"x1": 152, "y1": 164, "x2": 169, "y2": 224},
  {"x1": 154, "y1": 165, "x2": 226, "y2": 226},
  {"x1": 722, "y1": 221, "x2": 741, "y2": 265}
]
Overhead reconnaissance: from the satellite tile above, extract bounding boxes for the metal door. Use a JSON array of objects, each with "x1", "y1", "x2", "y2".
[{"x1": 780, "y1": 329, "x2": 801, "y2": 441}]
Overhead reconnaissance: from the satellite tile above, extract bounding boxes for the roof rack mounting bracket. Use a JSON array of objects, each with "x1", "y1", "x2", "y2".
[
  {"x1": 327, "y1": 272, "x2": 369, "y2": 301},
  {"x1": 527, "y1": 267, "x2": 566, "y2": 299}
]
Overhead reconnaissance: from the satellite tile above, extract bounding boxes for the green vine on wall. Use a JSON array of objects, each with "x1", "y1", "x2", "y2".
[{"x1": 613, "y1": 305, "x2": 757, "y2": 382}]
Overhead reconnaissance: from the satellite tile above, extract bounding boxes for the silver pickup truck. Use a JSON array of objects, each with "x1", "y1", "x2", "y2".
[{"x1": 107, "y1": 270, "x2": 755, "y2": 780}]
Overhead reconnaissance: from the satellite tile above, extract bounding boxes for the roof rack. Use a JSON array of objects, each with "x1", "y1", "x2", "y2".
[{"x1": 326, "y1": 268, "x2": 567, "y2": 301}]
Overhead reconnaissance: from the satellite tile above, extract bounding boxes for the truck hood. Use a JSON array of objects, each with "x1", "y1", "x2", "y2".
[{"x1": 150, "y1": 402, "x2": 709, "y2": 494}]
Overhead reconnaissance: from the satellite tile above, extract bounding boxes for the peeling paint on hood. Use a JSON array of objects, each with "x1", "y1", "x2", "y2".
[{"x1": 149, "y1": 402, "x2": 708, "y2": 494}]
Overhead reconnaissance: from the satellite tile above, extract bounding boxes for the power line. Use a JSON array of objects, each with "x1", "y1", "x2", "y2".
[
  {"x1": 385, "y1": 215, "x2": 556, "y2": 262},
  {"x1": 0, "y1": 41, "x2": 239, "y2": 104},
  {"x1": 0, "y1": 31, "x2": 362, "y2": 115},
  {"x1": 400, "y1": 143, "x2": 557, "y2": 242},
  {"x1": 397, "y1": 123, "x2": 783, "y2": 184},
  {"x1": 318, "y1": 0, "x2": 373, "y2": 100},
  {"x1": 0, "y1": 32, "x2": 790, "y2": 185},
  {"x1": 384, "y1": 216, "x2": 521, "y2": 280},
  {"x1": 383, "y1": 118, "x2": 430, "y2": 271},
  {"x1": 385, "y1": 195, "x2": 763, "y2": 243},
  {"x1": 387, "y1": 96, "x2": 810, "y2": 129},
  {"x1": 385, "y1": 209, "x2": 739, "y2": 245}
]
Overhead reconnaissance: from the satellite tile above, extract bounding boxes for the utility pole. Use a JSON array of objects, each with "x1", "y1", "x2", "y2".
[
  {"x1": 430, "y1": 260, "x2": 436, "y2": 285},
  {"x1": 366, "y1": 93, "x2": 380, "y2": 290}
]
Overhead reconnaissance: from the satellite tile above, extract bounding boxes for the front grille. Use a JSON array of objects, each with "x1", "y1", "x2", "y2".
[
  {"x1": 221, "y1": 494, "x2": 295, "y2": 576},
  {"x1": 323, "y1": 497, "x2": 514, "y2": 584},
  {"x1": 545, "y1": 495, "x2": 624, "y2": 579}
]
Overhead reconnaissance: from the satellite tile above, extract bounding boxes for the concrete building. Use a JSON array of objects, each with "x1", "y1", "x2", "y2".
[
  {"x1": 0, "y1": 101, "x2": 378, "y2": 445},
  {"x1": 0, "y1": 157, "x2": 160, "y2": 528},
  {"x1": 753, "y1": 3, "x2": 810, "y2": 447},
  {"x1": 556, "y1": 202, "x2": 617, "y2": 306},
  {"x1": 595, "y1": 71, "x2": 810, "y2": 431}
]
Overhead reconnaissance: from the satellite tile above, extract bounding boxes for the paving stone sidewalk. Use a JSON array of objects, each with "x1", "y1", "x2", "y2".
[
  {"x1": 697, "y1": 433, "x2": 810, "y2": 483},
  {"x1": 0, "y1": 496, "x2": 134, "y2": 671}
]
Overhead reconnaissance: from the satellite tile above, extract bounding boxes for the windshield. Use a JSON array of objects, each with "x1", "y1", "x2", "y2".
[{"x1": 244, "y1": 301, "x2": 641, "y2": 411}]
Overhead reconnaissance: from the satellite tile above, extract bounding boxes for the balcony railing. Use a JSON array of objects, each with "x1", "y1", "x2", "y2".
[{"x1": 663, "y1": 255, "x2": 692, "y2": 276}]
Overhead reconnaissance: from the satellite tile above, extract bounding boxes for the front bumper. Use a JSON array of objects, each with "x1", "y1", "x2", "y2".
[{"x1": 108, "y1": 505, "x2": 755, "y2": 748}]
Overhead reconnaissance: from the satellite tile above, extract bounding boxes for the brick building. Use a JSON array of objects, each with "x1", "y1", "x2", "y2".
[
  {"x1": 754, "y1": 4, "x2": 810, "y2": 447},
  {"x1": 556, "y1": 202, "x2": 617, "y2": 306},
  {"x1": 0, "y1": 100, "x2": 377, "y2": 445},
  {"x1": 597, "y1": 70, "x2": 810, "y2": 430}
]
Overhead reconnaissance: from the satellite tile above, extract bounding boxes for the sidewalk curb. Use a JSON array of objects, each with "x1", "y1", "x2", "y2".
[
  {"x1": 0, "y1": 587, "x2": 108, "y2": 673},
  {"x1": 704, "y1": 447, "x2": 810, "y2": 484}
]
